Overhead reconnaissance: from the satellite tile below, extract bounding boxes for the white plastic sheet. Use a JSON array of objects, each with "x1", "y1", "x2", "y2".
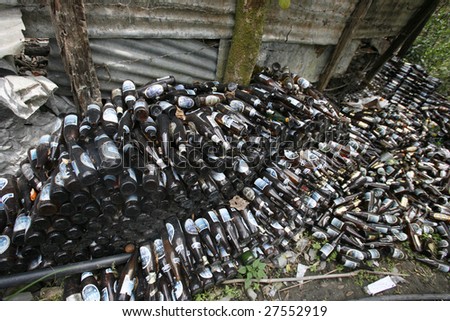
[{"x1": 0, "y1": 75, "x2": 58, "y2": 119}]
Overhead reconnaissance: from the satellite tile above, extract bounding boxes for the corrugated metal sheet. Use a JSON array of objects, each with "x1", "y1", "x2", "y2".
[
  {"x1": 20, "y1": 0, "x2": 235, "y2": 39},
  {"x1": 17, "y1": 0, "x2": 429, "y2": 87},
  {"x1": 0, "y1": 7, "x2": 25, "y2": 58},
  {"x1": 263, "y1": 0, "x2": 359, "y2": 45},
  {"x1": 355, "y1": 0, "x2": 424, "y2": 39},
  {"x1": 48, "y1": 38, "x2": 218, "y2": 96},
  {"x1": 257, "y1": 40, "x2": 360, "y2": 83}
]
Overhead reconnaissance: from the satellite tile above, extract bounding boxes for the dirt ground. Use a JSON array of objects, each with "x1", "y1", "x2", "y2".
[{"x1": 277, "y1": 260, "x2": 450, "y2": 301}]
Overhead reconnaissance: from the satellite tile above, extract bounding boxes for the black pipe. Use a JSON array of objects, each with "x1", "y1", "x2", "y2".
[
  {"x1": 0, "y1": 253, "x2": 131, "y2": 289},
  {"x1": 359, "y1": 293, "x2": 450, "y2": 301}
]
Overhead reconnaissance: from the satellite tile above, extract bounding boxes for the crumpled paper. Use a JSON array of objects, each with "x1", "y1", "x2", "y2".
[{"x1": 0, "y1": 75, "x2": 58, "y2": 119}]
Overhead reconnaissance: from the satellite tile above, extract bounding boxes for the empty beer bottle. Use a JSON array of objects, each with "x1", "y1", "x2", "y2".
[
  {"x1": 183, "y1": 219, "x2": 208, "y2": 268},
  {"x1": 165, "y1": 216, "x2": 194, "y2": 275},
  {"x1": 100, "y1": 268, "x2": 116, "y2": 301},
  {"x1": 116, "y1": 249, "x2": 138, "y2": 301},
  {"x1": 80, "y1": 271, "x2": 101, "y2": 301},
  {"x1": 64, "y1": 275, "x2": 83, "y2": 301},
  {"x1": 0, "y1": 224, "x2": 16, "y2": 271},
  {"x1": 122, "y1": 79, "x2": 137, "y2": 111},
  {"x1": 63, "y1": 114, "x2": 79, "y2": 144},
  {"x1": 68, "y1": 143, "x2": 98, "y2": 186},
  {"x1": 195, "y1": 218, "x2": 219, "y2": 259},
  {"x1": 139, "y1": 241, "x2": 158, "y2": 301}
]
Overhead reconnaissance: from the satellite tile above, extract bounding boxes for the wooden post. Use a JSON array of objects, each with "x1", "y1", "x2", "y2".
[
  {"x1": 48, "y1": 0, "x2": 101, "y2": 113},
  {"x1": 364, "y1": 0, "x2": 439, "y2": 84},
  {"x1": 223, "y1": 0, "x2": 269, "y2": 85},
  {"x1": 317, "y1": 0, "x2": 373, "y2": 91}
]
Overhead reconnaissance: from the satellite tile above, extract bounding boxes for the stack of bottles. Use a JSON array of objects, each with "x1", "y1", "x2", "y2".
[{"x1": 0, "y1": 60, "x2": 449, "y2": 301}]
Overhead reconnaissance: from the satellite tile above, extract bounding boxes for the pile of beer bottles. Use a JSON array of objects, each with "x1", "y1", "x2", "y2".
[{"x1": 0, "y1": 60, "x2": 449, "y2": 301}]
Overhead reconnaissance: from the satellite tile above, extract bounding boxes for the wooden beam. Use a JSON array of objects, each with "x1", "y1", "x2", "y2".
[
  {"x1": 317, "y1": 0, "x2": 373, "y2": 92},
  {"x1": 397, "y1": 3, "x2": 436, "y2": 59},
  {"x1": 48, "y1": 0, "x2": 101, "y2": 113},
  {"x1": 364, "y1": 0, "x2": 440, "y2": 84},
  {"x1": 223, "y1": 0, "x2": 270, "y2": 85}
]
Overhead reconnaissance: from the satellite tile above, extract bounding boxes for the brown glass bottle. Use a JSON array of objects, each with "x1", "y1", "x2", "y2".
[
  {"x1": 80, "y1": 271, "x2": 101, "y2": 301},
  {"x1": 139, "y1": 241, "x2": 158, "y2": 301},
  {"x1": 100, "y1": 268, "x2": 116, "y2": 301}
]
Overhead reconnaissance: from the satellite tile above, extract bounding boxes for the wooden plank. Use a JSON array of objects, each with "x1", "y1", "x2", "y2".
[
  {"x1": 364, "y1": 0, "x2": 440, "y2": 84},
  {"x1": 317, "y1": 0, "x2": 373, "y2": 92},
  {"x1": 223, "y1": 0, "x2": 270, "y2": 85},
  {"x1": 48, "y1": 0, "x2": 101, "y2": 113}
]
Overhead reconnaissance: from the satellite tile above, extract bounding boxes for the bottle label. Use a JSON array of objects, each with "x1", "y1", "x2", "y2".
[
  {"x1": 145, "y1": 84, "x2": 164, "y2": 98},
  {"x1": 173, "y1": 280, "x2": 183, "y2": 300},
  {"x1": 199, "y1": 268, "x2": 213, "y2": 279},
  {"x1": 66, "y1": 293, "x2": 83, "y2": 301},
  {"x1": 0, "y1": 178, "x2": 7, "y2": 190},
  {"x1": 38, "y1": 134, "x2": 51, "y2": 145},
  {"x1": 166, "y1": 223, "x2": 175, "y2": 242},
  {"x1": 191, "y1": 242, "x2": 202, "y2": 250},
  {"x1": 161, "y1": 263, "x2": 171, "y2": 273},
  {"x1": 245, "y1": 211, "x2": 258, "y2": 227},
  {"x1": 119, "y1": 275, "x2": 135, "y2": 296},
  {"x1": 254, "y1": 178, "x2": 269, "y2": 191},
  {"x1": 1, "y1": 193, "x2": 14, "y2": 204},
  {"x1": 270, "y1": 220, "x2": 283, "y2": 230},
  {"x1": 218, "y1": 208, "x2": 231, "y2": 222},
  {"x1": 80, "y1": 153, "x2": 96, "y2": 169},
  {"x1": 139, "y1": 246, "x2": 152, "y2": 269},
  {"x1": 154, "y1": 239, "x2": 164, "y2": 257},
  {"x1": 21, "y1": 164, "x2": 34, "y2": 181},
  {"x1": 144, "y1": 125, "x2": 157, "y2": 135},
  {"x1": 122, "y1": 80, "x2": 136, "y2": 92},
  {"x1": 87, "y1": 104, "x2": 101, "y2": 112},
  {"x1": 343, "y1": 259, "x2": 358, "y2": 269},
  {"x1": 81, "y1": 271, "x2": 94, "y2": 281},
  {"x1": 0, "y1": 235, "x2": 10, "y2": 255},
  {"x1": 54, "y1": 172, "x2": 65, "y2": 187},
  {"x1": 286, "y1": 96, "x2": 300, "y2": 106},
  {"x1": 103, "y1": 108, "x2": 118, "y2": 123},
  {"x1": 127, "y1": 168, "x2": 137, "y2": 182},
  {"x1": 367, "y1": 214, "x2": 379, "y2": 223},
  {"x1": 215, "y1": 233, "x2": 222, "y2": 242},
  {"x1": 147, "y1": 272, "x2": 157, "y2": 285},
  {"x1": 195, "y1": 218, "x2": 209, "y2": 232},
  {"x1": 320, "y1": 243, "x2": 334, "y2": 257},
  {"x1": 265, "y1": 168, "x2": 277, "y2": 178},
  {"x1": 82, "y1": 284, "x2": 100, "y2": 301},
  {"x1": 101, "y1": 287, "x2": 109, "y2": 301},
  {"x1": 79, "y1": 124, "x2": 91, "y2": 134},
  {"x1": 40, "y1": 184, "x2": 51, "y2": 201},
  {"x1": 207, "y1": 211, "x2": 220, "y2": 223},
  {"x1": 177, "y1": 96, "x2": 195, "y2": 109},
  {"x1": 50, "y1": 141, "x2": 58, "y2": 148},
  {"x1": 71, "y1": 161, "x2": 80, "y2": 176},
  {"x1": 13, "y1": 215, "x2": 31, "y2": 233},
  {"x1": 29, "y1": 149, "x2": 38, "y2": 161},
  {"x1": 64, "y1": 115, "x2": 77, "y2": 126},
  {"x1": 175, "y1": 244, "x2": 184, "y2": 255},
  {"x1": 205, "y1": 95, "x2": 220, "y2": 106},
  {"x1": 101, "y1": 141, "x2": 121, "y2": 160},
  {"x1": 392, "y1": 248, "x2": 405, "y2": 259},
  {"x1": 184, "y1": 219, "x2": 198, "y2": 235},
  {"x1": 368, "y1": 249, "x2": 380, "y2": 259},
  {"x1": 210, "y1": 171, "x2": 226, "y2": 182}
]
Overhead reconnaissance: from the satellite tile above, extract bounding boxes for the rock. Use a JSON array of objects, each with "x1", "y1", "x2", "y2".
[
  {"x1": 7, "y1": 292, "x2": 34, "y2": 301},
  {"x1": 245, "y1": 288, "x2": 258, "y2": 301},
  {"x1": 39, "y1": 287, "x2": 63, "y2": 301}
]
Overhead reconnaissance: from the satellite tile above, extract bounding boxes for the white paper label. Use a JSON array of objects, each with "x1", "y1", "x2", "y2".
[
  {"x1": 195, "y1": 218, "x2": 209, "y2": 232},
  {"x1": 13, "y1": 215, "x2": 31, "y2": 232},
  {"x1": 207, "y1": 211, "x2": 220, "y2": 223},
  {"x1": 80, "y1": 153, "x2": 96, "y2": 169},
  {"x1": 82, "y1": 284, "x2": 100, "y2": 301},
  {"x1": 119, "y1": 275, "x2": 135, "y2": 296},
  {"x1": 166, "y1": 223, "x2": 175, "y2": 242},
  {"x1": 145, "y1": 84, "x2": 164, "y2": 98},
  {"x1": 184, "y1": 219, "x2": 198, "y2": 234},
  {"x1": 64, "y1": 115, "x2": 77, "y2": 126},
  {"x1": 140, "y1": 246, "x2": 152, "y2": 269},
  {"x1": 0, "y1": 178, "x2": 7, "y2": 190},
  {"x1": 40, "y1": 184, "x2": 51, "y2": 201},
  {"x1": 0, "y1": 235, "x2": 10, "y2": 255},
  {"x1": 103, "y1": 108, "x2": 118, "y2": 123}
]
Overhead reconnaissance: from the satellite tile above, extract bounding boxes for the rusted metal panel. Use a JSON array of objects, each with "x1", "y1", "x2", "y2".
[{"x1": 20, "y1": 0, "x2": 235, "y2": 39}]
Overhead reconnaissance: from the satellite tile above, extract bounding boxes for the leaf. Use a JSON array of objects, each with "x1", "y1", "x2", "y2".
[
  {"x1": 244, "y1": 278, "x2": 252, "y2": 290},
  {"x1": 238, "y1": 266, "x2": 247, "y2": 274},
  {"x1": 257, "y1": 270, "x2": 267, "y2": 280},
  {"x1": 278, "y1": 0, "x2": 291, "y2": 10}
]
